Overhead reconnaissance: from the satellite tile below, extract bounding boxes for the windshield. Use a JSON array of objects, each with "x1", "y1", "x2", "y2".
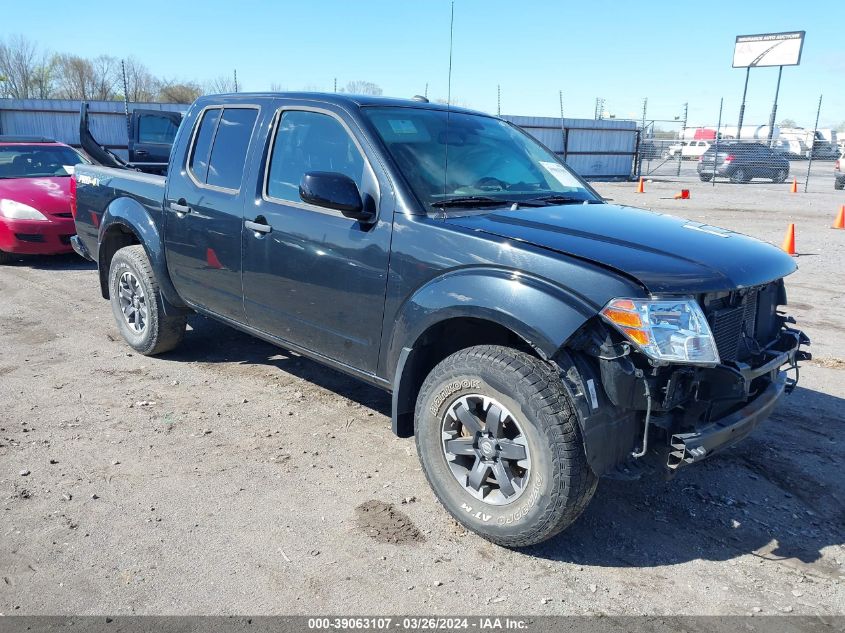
[
  {"x1": 362, "y1": 107, "x2": 599, "y2": 209},
  {"x1": 0, "y1": 145, "x2": 89, "y2": 179}
]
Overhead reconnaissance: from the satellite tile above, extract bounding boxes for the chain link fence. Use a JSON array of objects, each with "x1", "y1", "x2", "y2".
[{"x1": 636, "y1": 97, "x2": 841, "y2": 192}]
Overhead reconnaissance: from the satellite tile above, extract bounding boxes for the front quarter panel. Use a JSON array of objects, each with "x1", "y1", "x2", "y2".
[{"x1": 380, "y1": 214, "x2": 645, "y2": 379}]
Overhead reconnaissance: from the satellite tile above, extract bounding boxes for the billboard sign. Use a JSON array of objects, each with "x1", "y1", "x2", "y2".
[{"x1": 733, "y1": 31, "x2": 805, "y2": 68}]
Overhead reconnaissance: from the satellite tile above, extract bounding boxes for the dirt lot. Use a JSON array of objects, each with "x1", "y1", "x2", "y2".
[{"x1": 1, "y1": 178, "x2": 843, "y2": 616}]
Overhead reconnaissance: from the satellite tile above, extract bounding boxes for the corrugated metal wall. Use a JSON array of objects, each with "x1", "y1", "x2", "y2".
[
  {"x1": 0, "y1": 99, "x2": 638, "y2": 178},
  {"x1": 0, "y1": 99, "x2": 188, "y2": 160},
  {"x1": 503, "y1": 115, "x2": 638, "y2": 179}
]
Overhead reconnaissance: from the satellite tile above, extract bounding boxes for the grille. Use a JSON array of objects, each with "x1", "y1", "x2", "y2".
[
  {"x1": 60, "y1": 234, "x2": 73, "y2": 245},
  {"x1": 708, "y1": 289, "x2": 759, "y2": 362},
  {"x1": 14, "y1": 233, "x2": 45, "y2": 243}
]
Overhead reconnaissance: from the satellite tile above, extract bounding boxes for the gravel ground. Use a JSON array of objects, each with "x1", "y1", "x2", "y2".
[{"x1": 0, "y1": 177, "x2": 843, "y2": 616}]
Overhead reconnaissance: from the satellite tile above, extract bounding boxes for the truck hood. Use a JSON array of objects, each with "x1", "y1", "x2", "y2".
[{"x1": 445, "y1": 203, "x2": 797, "y2": 294}]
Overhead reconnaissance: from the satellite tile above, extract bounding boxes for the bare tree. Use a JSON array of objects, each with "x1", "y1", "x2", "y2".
[
  {"x1": 269, "y1": 82, "x2": 287, "y2": 92},
  {"x1": 341, "y1": 80, "x2": 382, "y2": 96},
  {"x1": 90, "y1": 55, "x2": 118, "y2": 100},
  {"x1": 158, "y1": 80, "x2": 203, "y2": 104},
  {"x1": 0, "y1": 35, "x2": 40, "y2": 98},
  {"x1": 123, "y1": 57, "x2": 159, "y2": 102},
  {"x1": 30, "y1": 51, "x2": 56, "y2": 99},
  {"x1": 206, "y1": 74, "x2": 237, "y2": 94},
  {"x1": 54, "y1": 54, "x2": 96, "y2": 99}
]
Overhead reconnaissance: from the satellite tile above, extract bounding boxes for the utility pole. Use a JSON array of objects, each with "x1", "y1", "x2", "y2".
[
  {"x1": 559, "y1": 90, "x2": 566, "y2": 161},
  {"x1": 804, "y1": 94, "x2": 823, "y2": 193},
  {"x1": 333, "y1": 78, "x2": 337, "y2": 93},
  {"x1": 497, "y1": 84, "x2": 501, "y2": 116},
  {"x1": 233, "y1": 69, "x2": 238, "y2": 93},
  {"x1": 120, "y1": 60, "x2": 131, "y2": 140},
  {"x1": 676, "y1": 102, "x2": 688, "y2": 176},
  {"x1": 640, "y1": 97, "x2": 648, "y2": 131},
  {"x1": 424, "y1": 82, "x2": 428, "y2": 98}
]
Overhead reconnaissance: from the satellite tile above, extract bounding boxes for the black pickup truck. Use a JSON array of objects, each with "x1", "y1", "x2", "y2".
[{"x1": 70, "y1": 93, "x2": 809, "y2": 547}]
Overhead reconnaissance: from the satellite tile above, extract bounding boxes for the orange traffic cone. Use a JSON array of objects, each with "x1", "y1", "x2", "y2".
[
  {"x1": 781, "y1": 223, "x2": 796, "y2": 255},
  {"x1": 833, "y1": 205, "x2": 845, "y2": 229},
  {"x1": 790, "y1": 177, "x2": 798, "y2": 193},
  {"x1": 636, "y1": 177, "x2": 645, "y2": 193}
]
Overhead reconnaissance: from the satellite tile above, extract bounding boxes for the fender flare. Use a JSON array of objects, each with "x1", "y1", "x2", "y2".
[
  {"x1": 385, "y1": 266, "x2": 601, "y2": 436},
  {"x1": 98, "y1": 197, "x2": 187, "y2": 310}
]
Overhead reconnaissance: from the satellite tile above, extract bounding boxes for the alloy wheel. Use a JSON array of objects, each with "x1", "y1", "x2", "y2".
[
  {"x1": 441, "y1": 394, "x2": 531, "y2": 506},
  {"x1": 117, "y1": 271, "x2": 148, "y2": 333}
]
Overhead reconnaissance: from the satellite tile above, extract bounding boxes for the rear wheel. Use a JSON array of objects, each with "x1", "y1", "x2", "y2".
[
  {"x1": 415, "y1": 345, "x2": 597, "y2": 547},
  {"x1": 835, "y1": 178, "x2": 844, "y2": 191},
  {"x1": 699, "y1": 174, "x2": 712, "y2": 182},
  {"x1": 108, "y1": 245, "x2": 187, "y2": 355},
  {"x1": 773, "y1": 169, "x2": 788, "y2": 183}
]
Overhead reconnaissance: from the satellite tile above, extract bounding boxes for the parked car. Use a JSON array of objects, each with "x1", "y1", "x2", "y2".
[
  {"x1": 667, "y1": 140, "x2": 710, "y2": 159},
  {"x1": 0, "y1": 136, "x2": 90, "y2": 264},
  {"x1": 698, "y1": 143, "x2": 790, "y2": 183},
  {"x1": 836, "y1": 150, "x2": 845, "y2": 190},
  {"x1": 71, "y1": 93, "x2": 809, "y2": 547}
]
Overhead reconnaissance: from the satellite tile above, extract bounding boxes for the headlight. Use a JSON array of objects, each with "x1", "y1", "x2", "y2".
[
  {"x1": 0, "y1": 199, "x2": 48, "y2": 221},
  {"x1": 600, "y1": 297, "x2": 720, "y2": 366}
]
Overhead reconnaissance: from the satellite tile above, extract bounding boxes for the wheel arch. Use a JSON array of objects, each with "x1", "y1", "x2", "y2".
[
  {"x1": 98, "y1": 197, "x2": 186, "y2": 311},
  {"x1": 387, "y1": 267, "x2": 598, "y2": 437}
]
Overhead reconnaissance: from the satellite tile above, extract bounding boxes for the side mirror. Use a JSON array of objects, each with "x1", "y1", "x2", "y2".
[{"x1": 299, "y1": 171, "x2": 373, "y2": 222}]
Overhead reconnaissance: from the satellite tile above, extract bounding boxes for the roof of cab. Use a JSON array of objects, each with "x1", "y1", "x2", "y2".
[{"x1": 193, "y1": 92, "x2": 491, "y2": 118}]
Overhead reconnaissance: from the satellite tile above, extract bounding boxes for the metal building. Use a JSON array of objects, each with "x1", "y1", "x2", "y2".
[
  {"x1": 0, "y1": 99, "x2": 188, "y2": 160},
  {"x1": 0, "y1": 99, "x2": 639, "y2": 179},
  {"x1": 502, "y1": 115, "x2": 638, "y2": 179}
]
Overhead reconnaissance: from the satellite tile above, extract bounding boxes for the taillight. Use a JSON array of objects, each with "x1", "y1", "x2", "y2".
[
  {"x1": 69, "y1": 176, "x2": 77, "y2": 218},
  {"x1": 836, "y1": 159, "x2": 841, "y2": 171},
  {"x1": 724, "y1": 154, "x2": 735, "y2": 163}
]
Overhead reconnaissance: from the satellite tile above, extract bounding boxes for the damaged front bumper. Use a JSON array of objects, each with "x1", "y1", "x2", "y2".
[
  {"x1": 560, "y1": 324, "x2": 810, "y2": 478},
  {"x1": 665, "y1": 326, "x2": 810, "y2": 470}
]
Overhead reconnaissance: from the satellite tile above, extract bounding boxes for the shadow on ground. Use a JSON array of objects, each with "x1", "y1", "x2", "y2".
[
  {"x1": 163, "y1": 315, "x2": 843, "y2": 571},
  {"x1": 4, "y1": 252, "x2": 96, "y2": 271},
  {"x1": 168, "y1": 314, "x2": 391, "y2": 415}
]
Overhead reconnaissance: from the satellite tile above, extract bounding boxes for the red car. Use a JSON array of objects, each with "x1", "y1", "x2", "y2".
[{"x1": 0, "y1": 136, "x2": 90, "y2": 264}]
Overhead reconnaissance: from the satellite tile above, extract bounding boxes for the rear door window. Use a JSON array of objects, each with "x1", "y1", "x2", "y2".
[
  {"x1": 206, "y1": 108, "x2": 258, "y2": 190},
  {"x1": 188, "y1": 106, "x2": 258, "y2": 191},
  {"x1": 188, "y1": 108, "x2": 222, "y2": 183}
]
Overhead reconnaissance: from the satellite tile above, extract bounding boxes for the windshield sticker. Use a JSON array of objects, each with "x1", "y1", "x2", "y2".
[
  {"x1": 388, "y1": 119, "x2": 418, "y2": 135},
  {"x1": 539, "y1": 161, "x2": 581, "y2": 188}
]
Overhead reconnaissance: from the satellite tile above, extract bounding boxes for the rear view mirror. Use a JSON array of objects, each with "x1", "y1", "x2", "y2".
[{"x1": 299, "y1": 171, "x2": 374, "y2": 222}]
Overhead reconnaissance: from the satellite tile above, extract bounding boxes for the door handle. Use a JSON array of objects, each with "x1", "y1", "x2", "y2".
[
  {"x1": 169, "y1": 200, "x2": 191, "y2": 216},
  {"x1": 245, "y1": 220, "x2": 272, "y2": 234},
  {"x1": 135, "y1": 150, "x2": 149, "y2": 156}
]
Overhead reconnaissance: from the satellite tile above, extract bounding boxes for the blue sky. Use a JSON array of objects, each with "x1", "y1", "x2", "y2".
[{"x1": 8, "y1": 0, "x2": 844, "y2": 128}]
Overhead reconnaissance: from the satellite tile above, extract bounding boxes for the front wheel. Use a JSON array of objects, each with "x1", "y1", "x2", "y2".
[
  {"x1": 835, "y1": 179, "x2": 844, "y2": 191},
  {"x1": 699, "y1": 174, "x2": 712, "y2": 182},
  {"x1": 415, "y1": 345, "x2": 597, "y2": 547},
  {"x1": 108, "y1": 245, "x2": 187, "y2": 355},
  {"x1": 730, "y1": 168, "x2": 749, "y2": 184}
]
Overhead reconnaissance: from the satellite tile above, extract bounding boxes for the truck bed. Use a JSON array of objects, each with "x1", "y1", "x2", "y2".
[{"x1": 73, "y1": 165, "x2": 166, "y2": 260}]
